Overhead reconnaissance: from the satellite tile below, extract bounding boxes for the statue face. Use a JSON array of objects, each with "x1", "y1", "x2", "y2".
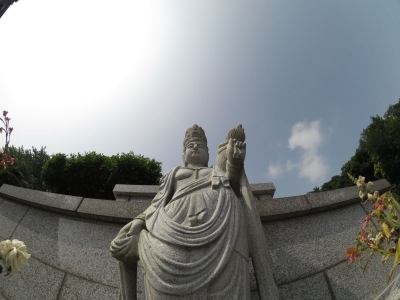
[{"x1": 184, "y1": 141, "x2": 209, "y2": 167}]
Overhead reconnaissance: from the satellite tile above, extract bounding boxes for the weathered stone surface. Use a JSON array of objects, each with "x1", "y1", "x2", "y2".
[
  {"x1": 0, "y1": 184, "x2": 83, "y2": 215},
  {"x1": 257, "y1": 195, "x2": 311, "y2": 221},
  {"x1": 77, "y1": 197, "x2": 151, "y2": 223},
  {"x1": 306, "y1": 185, "x2": 359, "y2": 211},
  {"x1": 13, "y1": 207, "x2": 121, "y2": 287},
  {"x1": 326, "y1": 257, "x2": 400, "y2": 300},
  {"x1": 0, "y1": 257, "x2": 65, "y2": 300},
  {"x1": 248, "y1": 182, "x2": 276, "y2": 197},
  {"x1": 376, "y1": 272, "x2": 400, "y2": 300},
  {"x1": 113, "y1": 184, "x2": 158, "y2": 201},
  {"x1": 58, "y1": 274, "x2": 119, "y2": 300},
  {"x1": 278, "y1": 272, "x2": 332, "y2": 300},
  {"x1": 263, "y1": 204, "x2": 366, "y2": 284},
  {"x1": 114, "y1": 182, "x2": 275, "y2": 201},
  {"x1": 370, "y1": 178, "x2": 393, "y2": 194},
  {"x1": 0, "y1": 199, "x2": 28, "y2": 239},
  {"x1": 305, "y1": 179, "x2": 392, "y2": 213}
]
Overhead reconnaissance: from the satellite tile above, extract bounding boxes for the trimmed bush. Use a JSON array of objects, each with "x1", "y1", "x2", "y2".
[{"x1": 42, "y1": 151, "x2": 162, "y2": 199}]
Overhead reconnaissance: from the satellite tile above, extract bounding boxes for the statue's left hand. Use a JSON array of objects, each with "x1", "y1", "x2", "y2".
[{"x1": 227, "y1": 138, "x2": 246, "y2": 166}]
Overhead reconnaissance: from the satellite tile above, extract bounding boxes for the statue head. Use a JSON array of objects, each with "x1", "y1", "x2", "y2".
[{"x1": 183, "y1": 124, "x2": 209, "y2": 167}]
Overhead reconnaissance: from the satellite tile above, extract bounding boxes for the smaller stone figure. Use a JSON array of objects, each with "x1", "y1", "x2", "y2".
[{"x1": 111, "y1": 124, "x2": 279, "y2": 300}]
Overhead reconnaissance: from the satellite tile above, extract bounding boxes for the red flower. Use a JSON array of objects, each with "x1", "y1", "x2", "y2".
[
  {"x1": 361, "y1": 215, "x2": 372, "y2": 230},
  {"x1": 3, "y1": 111, "x2": 8, "y2": 117},
  {"x1": 360, "y1": 231, "x2": 369, "y2": 242},
  {"x1": 9, "y1": 127, "x2": 13, "y2": 133},
  {"x1": 373, "y1": 199, "x2": 386, "y2": 210},
  {"x1": 345, "y1": 247, "x2": 361, "y2": 263}
]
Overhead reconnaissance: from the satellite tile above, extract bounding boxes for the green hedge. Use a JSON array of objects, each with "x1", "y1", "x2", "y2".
[{"x1": 41, "y1": 151, "x2": 162, "y2": 199}]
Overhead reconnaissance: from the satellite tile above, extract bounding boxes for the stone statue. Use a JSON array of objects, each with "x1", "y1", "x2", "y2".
[{"x1": 110, "y1": 124, "x2": 279, "y2": 300}]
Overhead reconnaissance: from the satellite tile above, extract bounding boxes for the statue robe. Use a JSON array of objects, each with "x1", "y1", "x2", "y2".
[{"x1": 139, "y1": 166, "x2": 250, "y2": 299}]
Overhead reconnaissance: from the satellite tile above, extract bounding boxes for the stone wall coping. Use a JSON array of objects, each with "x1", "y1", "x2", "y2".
[
  {"x1": 260, "y1": 178, "x2": 392, "y2": 221},
  {"x1": 113, "y1": 182, "x2": 276, "y2": 200},
  {"x1": 0, "y1": 179, "x2": 392, "y2": 224}
]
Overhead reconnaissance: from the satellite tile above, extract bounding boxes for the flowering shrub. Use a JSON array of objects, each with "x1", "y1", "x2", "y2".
[
  {"x1": 346, "y1": 174, "x2": 400, "y2": 282},
  {"x1": 0, "y1": 239, "x2": 30, "y2": 275},
  {"x1": 0, "y1": 111, "x2": 31, "y2": 276},
  {"x1": 0, "y1": 110, "x2": 14, "y2": 169}
]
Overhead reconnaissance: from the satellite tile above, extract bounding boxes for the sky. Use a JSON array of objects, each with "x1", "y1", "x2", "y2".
[{"x1": 0, "y1": 0, "x2": 400, "y2": 198}]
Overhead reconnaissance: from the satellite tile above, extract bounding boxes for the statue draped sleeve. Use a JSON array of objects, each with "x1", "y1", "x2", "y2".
[{"x1": 110, "y1": 167, "x2": 180, "y2": 264}]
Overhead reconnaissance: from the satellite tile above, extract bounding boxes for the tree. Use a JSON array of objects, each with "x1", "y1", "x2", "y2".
[
  {"x1": 319, "y1": 99, "x2": 400, "y2": 192},
  {"x1": 40, "y1": 153, "x2": 68, "y2": 194},
  {"x1": 360, "y1": 100, "x2": 400, "y2": 186}
]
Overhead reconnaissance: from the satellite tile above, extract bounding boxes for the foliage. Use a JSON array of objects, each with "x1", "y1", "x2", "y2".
[
  {"x1": 320, "y1": 147, "x2": 377, "y2": 192},
  {"x1": 0, "y1": 146, "x2": 50, "y2": 190},
  {"x1": 40, "y1": 153, "x2": 68, "y2": 194},
  {"x1": 319, "y1": 100, "x2": 400, "y2": 192},
  {"x1": 346, "y1": 174, "x2": 400, "y2": 282},
  {"x1": 0, "y1": 110, "x2": 14, "y2": 169},
  {"x1": 360, "y1": 100, "x2": 400, "y2": 188},
  {"x1": 42, "y1": 151, "x2": 162, "y2": 199}
]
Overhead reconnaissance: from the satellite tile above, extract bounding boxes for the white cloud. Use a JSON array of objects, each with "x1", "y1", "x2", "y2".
[
  {"x1": 298, "y1": 153, "x2": 329, "y2": 183},
  {"x1": 267, "y1": 163, "x2": 284, "y2": 178},
  {"x1": 287, "y1": 120, "x2": 329, "y2": 183},
  {"x1": 288, "y1": 120, "x2": 322, "y2": 152}
]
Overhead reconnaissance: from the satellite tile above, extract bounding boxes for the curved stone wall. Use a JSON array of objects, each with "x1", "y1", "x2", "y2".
[{"x1": 0, "y1": 179, "x2": 395, "y2": 299}]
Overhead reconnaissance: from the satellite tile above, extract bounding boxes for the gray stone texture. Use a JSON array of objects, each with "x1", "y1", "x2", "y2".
[
  {"x1": 77, "y1": 197, "x2": 150, "y2": 223},
  {"x1": 0, "y1": 257, "x2": 65, "y2": 300},
  {"x1": 376, "y1": 272, "x2": 400, "y2": 300},
  {"x1": 305, "y1": 179, "x2": 391, "y2": 213},
  {"x1": 263, "y1": 204, "x2": 366, "y2": 284},
  {"x1": 258, "y1": 195, "x2": 311, "y2": 221},
  {"x1": 113, "y1": 184, "x2": 159, "y2": 201},
  {"x1": 248, "y1": 182, "x2": 276, "y2": 197},
  {"x1": 58, "y1": 274, "x2": 119, "y2": 299},
  {"x1": 0, "y1": 184, "x2": 83, "y2": 215},
  {"x1": 0, "y1": 199, "x2": 28, "y2": 239},
  {"x1": 326, "y1": 257, "x2": 400, "y2": 300},
  {"x1": 278, "y1": 273, "x2": 332, "y2": 300},
  {"x1": 306, "y1": 185, "x2": 359, "y2": 211},
  {"x1": 12, "y1": 207, "x2": 121, "y2": 287},
  {"x1": 371, "y1": 179, "x2": 393, "y2": 194},
  {"x1": 114, "y1": 182, "x2": 276, "y2": 201}
]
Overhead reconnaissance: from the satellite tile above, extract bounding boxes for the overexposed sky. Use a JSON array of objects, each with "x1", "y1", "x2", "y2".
[{"x1": 1, "y1": 0, "x2": 400, "y2": 197}]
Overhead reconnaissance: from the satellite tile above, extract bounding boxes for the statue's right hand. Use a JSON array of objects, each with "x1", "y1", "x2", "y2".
[
  {"x1": 227, "y1": 138, "x2": 246, "y2": 166},
  {"x1": 110, "y1": 219, "x2": 146, "y2": 263}
]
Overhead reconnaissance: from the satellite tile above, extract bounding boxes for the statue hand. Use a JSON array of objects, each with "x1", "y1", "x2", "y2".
[
  {"x1": 127, "y1": 218, "x2": 146, "y2": 237},
  {"x1": 110, "y1": 219, "x2": 146, "y2": 263},
  {"x1": 227, "y1": 138, "x2": 246, "y2": 166}
]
